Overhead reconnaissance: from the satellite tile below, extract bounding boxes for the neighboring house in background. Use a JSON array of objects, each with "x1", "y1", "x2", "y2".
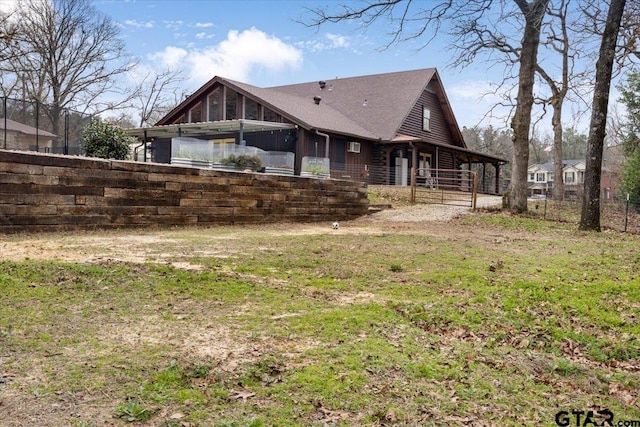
[
  {"x1": 527, "y1": 159, "x2": 620, "y2": 201},
  {"x1": 126, "y1": 68, "x2": 507, "y2": 192},
  {"x1": 0, "y1": 118, "x2": 56, "y2": 152}
]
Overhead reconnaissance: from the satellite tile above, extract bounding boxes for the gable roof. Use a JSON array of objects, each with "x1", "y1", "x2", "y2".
[
  {"x1": 223, "y1": 77, "x2": 377, "y2": 140},
  {"x1": 267, "y1": 68, "x2": 439, "y2": 141},
  {"x1": 530, "y1": 159, "x2": 585, "y2": 172},
  {"x1": 156, "y1": 68, "x2": 464, "y2": 144}
]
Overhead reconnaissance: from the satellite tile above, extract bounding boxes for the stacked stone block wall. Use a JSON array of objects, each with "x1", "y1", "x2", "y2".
[{"x1": 0, "y1": 150, "x2": 369, "y2": 233}]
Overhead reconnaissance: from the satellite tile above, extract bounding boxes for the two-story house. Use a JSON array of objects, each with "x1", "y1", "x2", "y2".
[
  {"x1": 528, "y1": 160, "x2": 618, "y2": 201},
  {"x1": 126, "y1": 68, "x2": 507, "y2": 192}
]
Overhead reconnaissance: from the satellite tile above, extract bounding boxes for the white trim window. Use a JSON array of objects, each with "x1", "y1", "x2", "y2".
[
  {"x1": 536, "y1": 172, "x2": 546, "y2": 182},
  {"x1": 422, "y1": 107, "x2": 431, "y2": 131},
  {"x1": 565, "y1": 171, "x2": 576, "y2": 184}
]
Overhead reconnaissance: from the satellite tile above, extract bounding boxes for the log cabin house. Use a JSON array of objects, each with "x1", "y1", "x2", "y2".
[{"x1": 127, "y1": 68, "x2": 506, "y2": 192}]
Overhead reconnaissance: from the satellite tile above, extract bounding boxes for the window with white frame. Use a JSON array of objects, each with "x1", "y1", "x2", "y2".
[
  {"x1": 536, "y1": 172, "x2": 546, "y2": 182},
  {"x1": 565, "y1": 171, "x2": 576, "y2": 184},
  {"x1": 422, "y1": 107, "x2": 431, "y2": 131},
  {"x1": 529, "y1": 172, "x2": 535, "y2": 181}
]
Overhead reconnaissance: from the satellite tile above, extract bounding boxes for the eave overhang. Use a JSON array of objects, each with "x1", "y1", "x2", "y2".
[
  {"x1": 125, "y1": 119, "x2": 296, "y2": 139},
  {"x1": 387, "y1": 134, "x2": 508, "y2": 165}
]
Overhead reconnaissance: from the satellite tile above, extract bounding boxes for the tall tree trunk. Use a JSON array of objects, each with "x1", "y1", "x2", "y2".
[
  {"x1": 508, "y1": 0, "x2": 550, "y2": 213},
  {"x1": 552, "y1": 101, "x2": 564, "y2": 200},
  {"x1": 579, "y1": 0, "x2": 626, "y2": 231}
]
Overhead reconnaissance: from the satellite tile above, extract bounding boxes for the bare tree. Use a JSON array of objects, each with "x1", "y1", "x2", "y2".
[
  {"x1": 529, "y1": 130, "x2": 552, "y2": 164},
  {"x1": 505, "y1": 0, "x2": 550, "y2": 212},
  {"x1": 535, "y1": 0, "x2": 585, "y2": 200},
  {"x1": 133, "y1": 68, "x2": 186, "y2": 127},
  {"x1": 0, "y1": 9, "x2": 19, "y2": 63},
  {"x1": 302, "y1": 0, "x2": 549, "y2": 213},
  {"x1": 0, "y1": 0, "x2": 135, "y2": 151},
  {"x1": 579, "y1": 0, "x2": 626, "y2": 231}
]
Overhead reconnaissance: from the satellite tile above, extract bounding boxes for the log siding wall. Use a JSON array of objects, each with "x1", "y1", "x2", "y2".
[
  {"x1": 398, "y1": 90, "x2": 459, "y2": 147},
  {"x1": 0, "y1": 150, "x2": 369, "y2": 233}
]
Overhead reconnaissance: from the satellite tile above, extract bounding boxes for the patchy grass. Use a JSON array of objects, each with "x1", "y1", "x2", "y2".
[{"x1": 1, "y1": 213, "x2": 640, "y2": 426}]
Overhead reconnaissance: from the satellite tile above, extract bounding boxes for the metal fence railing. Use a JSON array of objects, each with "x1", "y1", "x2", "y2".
[
  {"x1": 0, "y1": 97, "x2": 92, "y2": 155},
  {"x1": 410, "y1": 168, "x2": 477, "y2": 208},
  {"x1": 328, "y1": 163, "x2": 499, "y2": 195},
  {"x1": 525, "y1": 196, "x2": 640, "y2": 233}
]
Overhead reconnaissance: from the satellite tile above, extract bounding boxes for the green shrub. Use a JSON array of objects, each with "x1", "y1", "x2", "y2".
[{"x1": 82, "y1": 118, "x2": 133, "y2": 160}]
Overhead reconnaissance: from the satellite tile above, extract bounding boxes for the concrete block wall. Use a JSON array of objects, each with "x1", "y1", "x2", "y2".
[{"x1": 0, "y1": 150, "x2": 369, "y2": 233}]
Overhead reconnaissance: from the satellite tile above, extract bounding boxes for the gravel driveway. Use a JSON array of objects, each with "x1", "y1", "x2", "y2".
[{"x1": 361, "y1": 195, "x2": 503, "y2": 223}]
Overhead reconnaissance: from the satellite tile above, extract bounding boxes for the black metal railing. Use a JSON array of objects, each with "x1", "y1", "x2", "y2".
[{"x1": 0, "y1": 97, "x2": 92, "y2": 155}]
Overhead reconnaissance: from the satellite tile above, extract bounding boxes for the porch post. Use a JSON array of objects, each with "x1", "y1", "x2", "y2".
[
  {"x1": 385, "y1": 146, "x2": 392, "y2": 185},
  {"x1": 143, "y1": 129, "x2": 148, "y2": 162},
  {"x1": 239, "y1": 120, "x2": 245, "y2": 146},
  {"x1": 482, "y1": 162, "x2": 486, "y2": 194},
  {"x1": 411, "y1": 144, "x2": 417, "y2": 176}
]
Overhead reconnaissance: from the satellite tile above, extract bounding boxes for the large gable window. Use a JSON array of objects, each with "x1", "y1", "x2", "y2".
[
  {"x1": 422, "y1": 107, "x2": 431, "y2": 131},
  {"x1": 264, "y1": 107, "x2": 278, "y2": 122},
  {"x1": 207, "y1": 88, "x2": 221, "y2": 121},
  {"x1": 189, "y1": 103, "x2": 202, "y2": 123},
  {"x1": 225, "y1": 89, "x2": 238, "y2": 120},
  {"x1": 245, "y1": 98, "x2": 259, "y2": 120}
]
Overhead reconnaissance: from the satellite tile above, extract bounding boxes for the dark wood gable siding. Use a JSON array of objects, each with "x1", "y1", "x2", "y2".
[{"x1": 398, "y1": 89, "x2": 460, "y2": 147}]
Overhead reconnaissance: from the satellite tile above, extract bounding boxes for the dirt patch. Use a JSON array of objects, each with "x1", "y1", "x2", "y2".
[{"x1": 0, "y1": 195, "x2": 502, "y2": 265}]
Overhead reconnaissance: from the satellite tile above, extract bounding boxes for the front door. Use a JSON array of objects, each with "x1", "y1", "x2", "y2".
[{"x1": 395, "y1": 156, "x2": 408, "y2": 186}]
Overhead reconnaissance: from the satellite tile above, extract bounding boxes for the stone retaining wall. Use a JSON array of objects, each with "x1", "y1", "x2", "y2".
[{"x1": 0, "y1": 150, "x2": 369, "y2": 233}]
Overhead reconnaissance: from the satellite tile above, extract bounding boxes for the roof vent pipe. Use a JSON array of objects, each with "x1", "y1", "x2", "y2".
[
  {"x1": 313, "y1": 96, "x2": 322, "y2": 105},
  {"x1": 319, "y1": 81, "x2": 326, "y2": 89}
]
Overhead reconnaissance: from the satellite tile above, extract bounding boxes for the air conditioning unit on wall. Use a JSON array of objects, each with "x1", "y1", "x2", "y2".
[{"x1": 347, "y1": 141, "x2": 361, "y2": 153}]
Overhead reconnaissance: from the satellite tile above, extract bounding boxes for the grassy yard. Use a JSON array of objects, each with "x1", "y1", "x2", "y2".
[{"x1": 1, "y1": 207, "x2": 640, "y2": 426}]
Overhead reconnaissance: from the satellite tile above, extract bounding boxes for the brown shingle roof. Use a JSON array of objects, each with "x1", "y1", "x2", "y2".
[
  {"x1": 266, "y1": 68, "x2": 437, "y2": 141},
  {"x1": 157, "y1": 68, "x2": 450, "y2": 142},
  {"x1": 224, "y1": 78, "x2": 378, "y2": 140}
]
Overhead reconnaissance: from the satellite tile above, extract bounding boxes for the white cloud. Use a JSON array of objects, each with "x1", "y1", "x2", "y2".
[
  {"x1": 448, "y1": 80, "x2": 514, "y2": 128},
  {"x1": 163, "y1": 20, "x2": 184, "y2": 31},
  {"x1": 450, "y1": 80, "x2": 506, "y2": 103},
  {"x1": 325, "y1": 33, "x2": 349, "y2": 48},
  {"x1": 195, "y1": 32, "x2": 214, "y2": 40},
  {"x1": 148, "y1": 27, "x2": 303, "y2": 88},
  {"x1": 124, "y1": 19, "x2": 154, "y2": 29},
  {"x1": 195, "y1": 22, "x2": 214, "y2": 28},
  {"x1": 295, "y1": 32, "x2": 355, "y2": 53},
  {"x1": 148, "y1": 46, "x2": 188, "y2": 69}
]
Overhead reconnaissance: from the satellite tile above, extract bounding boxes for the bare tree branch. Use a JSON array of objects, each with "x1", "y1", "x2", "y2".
[{"x1": 0, "y1": 0, "x2": 136, "y2": 146}]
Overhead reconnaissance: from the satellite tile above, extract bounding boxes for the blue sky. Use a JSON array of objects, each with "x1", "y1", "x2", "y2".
[{"x1": 93, "y1": 0, "x2": 508, "y2": 130}]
